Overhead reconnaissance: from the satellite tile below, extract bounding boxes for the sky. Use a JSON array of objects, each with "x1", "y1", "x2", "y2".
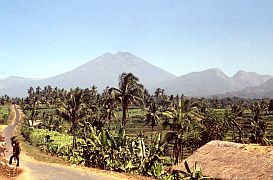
[{"x1": 1, "y1": 0, "x2": 273, "y2": 79}]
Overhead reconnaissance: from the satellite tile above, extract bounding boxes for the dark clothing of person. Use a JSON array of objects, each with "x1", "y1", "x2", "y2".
[
  {"x1": 9, "y1": 154, "x2": 19, "y2": 167},
  {"x1": 9, "y1": 142, "x2": 20, "y2": 167}
]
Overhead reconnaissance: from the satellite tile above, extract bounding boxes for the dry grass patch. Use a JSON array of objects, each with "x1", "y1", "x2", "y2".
[
  {"x1": 0, "y1": 157, "x2": 23, "y2": 178},
  {"x1": 7, "y1": 105, "x2": 16, "y2": 124},
  {"x1": 0, "y1": 125, "x2": 7, "y2": 133}
]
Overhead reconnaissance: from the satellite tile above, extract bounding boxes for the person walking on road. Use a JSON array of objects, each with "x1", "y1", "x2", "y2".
[{"x1": 9, "y1": 139, "x2": 21, "y2": 167}]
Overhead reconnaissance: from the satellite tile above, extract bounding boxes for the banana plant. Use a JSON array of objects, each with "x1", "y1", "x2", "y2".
[
  {"x1": 140, "y1": 133, "x2": 167, "y2": 177},
  {"x1": 180, "y1": 161, "x2": 210, "y2": 180},
  {"x1": 162, "y1": 96, "x2": 204, "y2": 164},
  {"x1": 145, "y1": 99, "x2": 162, "y2": 131},
  {"x1": 249, "y1": 106, "x2": 270, "y2": 145}
]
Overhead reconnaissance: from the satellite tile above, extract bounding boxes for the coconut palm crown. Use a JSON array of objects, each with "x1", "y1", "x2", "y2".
[{"x1": 109, "y1": 73, "x2": 144, "y2": 127}]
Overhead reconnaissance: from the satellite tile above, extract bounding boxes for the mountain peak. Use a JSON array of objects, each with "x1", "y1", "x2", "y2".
[
  {"x1": 93, "y1": 51, "x2": 137, "y2": 63},
  {"x1": 233, "y1": 70, "x2": 257, "y2": 78},
  {"x1": 236, "y1": 70, "x2": 247, "y2": 74},
  {"x1": 231, "y1": 70, "x2": 272, "y2": 89},
  {"x1": 115, "y1": 52, "x2": 136, "y2": 60},
  {"x1": 98, "y1": 51, "x2": 134, "y2": 58},
  {"x1": 205, "y1": 68, "x2": 224, "y2": 73},
  {"x1": 161, "y1": 68, "x2": 235, "y2": 97},
  {"x1": 115, "y1": 51, "x2": 133, "y2": 56},
  {"x1": 6, "y1": 76, "x2": 27, "y2": 80},
  {"x1": 202, "y1": 68, "x2": 230, "y2": 80},
  {"x1": 45, "y1": 51, "x2": 176, "y2": 93}
]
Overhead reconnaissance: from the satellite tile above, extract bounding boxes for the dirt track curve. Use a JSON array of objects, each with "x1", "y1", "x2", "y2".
[{"x1": 2, "y1": 105, "x2": 115, "y2": 180}]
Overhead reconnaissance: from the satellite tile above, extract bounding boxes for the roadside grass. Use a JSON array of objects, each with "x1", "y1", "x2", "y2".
[
  {"x1": 14, "y1": 110, "x2": 70, "y2": 166},
  {"x1": 7, "y1": 105, "x2": 15, "y2": 124},
  {"x1": 0, "y1": 105, "x2": 13, "y2": 135},
  {"x1": 0, "y1": 105, "x2": 11, "y2": 125},
  {"x1": 16, "y1": 130, "x2": 155, "y2": 180},
  {"x1": 14, "y1": 109, "x2": 155, "y2": 180},
  {"x1": 20, "y1": 140, "x2": 69, "y2": 165},
  {"x1": 0, "y1": 125, "x2": 7, "y2": 133}
]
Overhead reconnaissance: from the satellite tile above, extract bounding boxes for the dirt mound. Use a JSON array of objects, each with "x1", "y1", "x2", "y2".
[
  {"x1": 173, "y1": 140, "x2": 273, "y2": 180},
  {"x1": 0, "y1": 158, "x2": 22, "y2": 178}
]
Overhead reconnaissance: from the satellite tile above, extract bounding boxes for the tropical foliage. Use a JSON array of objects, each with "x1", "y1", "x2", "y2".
[
  {"x1": 0, "y1": 105, "x2": 10, "y2": 124},
  {"x1": 18, "y1": 73, "x2": 273, "y2": 179}
]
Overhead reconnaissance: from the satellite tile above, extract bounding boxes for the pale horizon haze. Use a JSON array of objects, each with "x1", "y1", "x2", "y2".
[{"x1": 1, "y1": 0, "x2": 273, "y2": 79}]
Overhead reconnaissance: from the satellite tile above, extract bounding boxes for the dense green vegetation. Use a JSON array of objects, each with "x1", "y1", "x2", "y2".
[
  {"x1": 0, "y1": 102, "x2": 10, "y2": 125},
  {"x1": 18, "y1": 73, "x2": 273, "y2": 179}
]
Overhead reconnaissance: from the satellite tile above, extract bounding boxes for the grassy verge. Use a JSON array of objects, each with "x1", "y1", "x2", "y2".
[
  {"x1": 15, "y1": 107, "x2": 155, "y2": 180},
  {"x1": 0, "y1": 105, "x2": 13, "y2": 138},
  {"x1": 15, "y1": 124, "x2": 155, "y2": 180},
  {"x1": 20, "y1": 140, "x2": 70, "y2": 165},
  {"x1": 7, "y1": 105, "x2": 15, "y2": 125},
  {"x1": 0, "y1": 125, "x2": 7, "y2": 134},
  {"x1": 0, "y1": 105, "x2": 11, "y2": 125},
  {"x1": 14, "y1": 107, "x2": 70, "y2": 165}
]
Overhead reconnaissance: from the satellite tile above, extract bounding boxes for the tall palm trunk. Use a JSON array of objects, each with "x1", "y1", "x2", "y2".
[
  {"x1": 72, "y1": 130, "x2": 77, "y2": 149},
  {"x1": 122, "y1": 102, "x2": 128, "y2": 127},
  {"x1": 72, "y1": 117, "x2": 77, "y2": 149}
]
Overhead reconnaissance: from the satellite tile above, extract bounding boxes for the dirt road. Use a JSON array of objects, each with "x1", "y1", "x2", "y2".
[{"x1": 2, "y1": 105, "x2": 116, "y2": 180}]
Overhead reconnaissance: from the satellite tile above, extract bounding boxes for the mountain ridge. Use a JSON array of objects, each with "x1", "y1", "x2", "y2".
[
  {"x1": 0, "y1": 52, "x2": 176, "y2": 97},
  {"x1": 223, "y1": 78, "x2": 273, "y2": 98},
  {"x1": 159, "y1": 68, "x2": 238, "y2": 96},
  {"x1": 231, "y1": 70, "x2": 272, "y2": 89},
  {"x1": 159, "y1": 69, "x2": 273, "y2": 97},
  {"x1": 0, "y1": 52, "x2": 272, "y2": 98}
]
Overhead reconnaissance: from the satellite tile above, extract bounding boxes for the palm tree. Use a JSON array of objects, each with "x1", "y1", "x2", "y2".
[
  {"x1": 153, "y1": 88, "x2": 166, "y2": 107},
  {"x1": 90, "y1": 85, "x2": 98, "y2": 96},
  {"x1": 109, "y1": 73, "x2": 144, "y2": 127},
  {"x1": 100, "y1": 87, "x2": 117, "y2": 128},
  {"x1": 162, "y1": 96, "x2": 203, "y2": 164},
  {"x1": 154, "y1": 88, "x2": 162, "y2": 98},
  {"x1": 58, "y1": 87, "x2": 86, "y2": 149},
  {"x1": 143, "y1": 88, "x2": 150, "y2": 106},
  {"x1": 28, "y1": 86, "x2": 34, "y2": 97},
  {"x1": 145, "y1": 99, "x2": 161, "y2": 131},
  {"x1": 269, "y1": 99, "x2": 273, "y2": 112},
  {"x1": 249, "y1": 104, "x2": 270, "y2": 145},
  {"x1": 25, "y1": 86, "x2": 40, "y2": 126}
]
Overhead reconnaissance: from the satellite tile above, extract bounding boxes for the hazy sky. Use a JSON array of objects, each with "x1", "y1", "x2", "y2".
[{"x1": 1, "y1": 0, "x2": 273, "y2": 78}]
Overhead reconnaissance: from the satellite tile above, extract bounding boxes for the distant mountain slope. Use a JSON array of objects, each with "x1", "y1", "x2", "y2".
[
  {"x1": 39, "y1": 51, "x2": 176, "y2": 90},
  {"x1": 159, "y1": 68, "x2": 238, "y2": 97},
  {"x1": 158, "y1": 69, "x2": 273, "y2": 97},
  {"x1": 0, "y1": 52, "x2": 176, "y2": 97},
  {"x1": 0, "y1": 76, "x2": 35, "y2": 97},
  {"x1": 226, "y1": 79, "x2": 273, "y2": 98},
  {"x1": 0, "y1": 76, "x2": 32, "y2": 90},
  {"x1": 1, "y1": 52, "x2": 272, "y2": 98},
  {"x1": 231, "y1": 70, "x2": 272, "y2": 89}
]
